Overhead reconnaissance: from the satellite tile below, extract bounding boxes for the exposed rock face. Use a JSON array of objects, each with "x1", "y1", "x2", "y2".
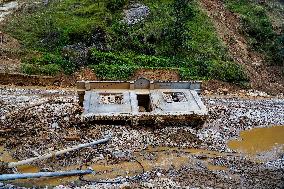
[
  {"x1": 87, "y1": 27, "x2": 109, "y2": 50},
  {"x1": 123, "y1": 3, "x2": 150, "y2": 25},
  {"x1": 0, "y1": 1, "x2": 18, "y2": 22},
  {"x1": 62, "y1": 27, "x2": 108, "y2": 67}
]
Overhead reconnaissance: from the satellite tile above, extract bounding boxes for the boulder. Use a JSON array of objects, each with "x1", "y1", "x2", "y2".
[{"x1": 123, "y1": 3, "x2": 150, "y2": 25}]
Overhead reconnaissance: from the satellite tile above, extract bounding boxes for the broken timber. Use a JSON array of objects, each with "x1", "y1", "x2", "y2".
[{"x1": 77, "y1": 78, "x2": 208, "y2": 127}]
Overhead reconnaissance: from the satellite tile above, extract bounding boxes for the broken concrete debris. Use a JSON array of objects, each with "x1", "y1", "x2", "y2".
[
  {"x1": 99, "y1": 93, "x2": 123, "y2": 105},
  {"x1": 163, "y1": 92, "x2": 187, "y2": 103}
]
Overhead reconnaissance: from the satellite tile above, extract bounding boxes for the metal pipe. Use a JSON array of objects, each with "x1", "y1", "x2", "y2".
[{"x1": 0, "y1": 169, "x2": 93, "y2": 181}]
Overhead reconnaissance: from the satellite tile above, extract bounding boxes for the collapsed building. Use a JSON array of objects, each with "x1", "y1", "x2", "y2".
[{"x1": 77, "y1": 78, "x2": 208, "y2": 127}]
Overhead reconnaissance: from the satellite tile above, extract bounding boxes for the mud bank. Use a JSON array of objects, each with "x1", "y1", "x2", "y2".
[{"x1": 0, "y1": 73, "x2": 77, "y2": 87}]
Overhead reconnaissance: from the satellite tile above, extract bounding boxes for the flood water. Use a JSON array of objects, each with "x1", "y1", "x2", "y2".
[
  {"x1": 228, "y1": 126, "x2": 284, "y2": 156},
  {"x1": 1, "y1": 126, "x2": 283, "y2": 187},
  {"x1": 0, "y1": 146, "x2": 228, "y2": 187}
]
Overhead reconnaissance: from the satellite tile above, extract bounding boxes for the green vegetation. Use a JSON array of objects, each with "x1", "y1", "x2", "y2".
[
  {"x1": 5, "y1": 0, "x2": 248, "y2": 82},
  {"x1": 22, "y1": 53, "x2": 75, "y2": 75},
  {"x1": 106, "y1": 0, "x2": 129, "y2": 12},
  {"x1": 225, "y1": 0, "x2": 284, "y2": 66},
  {"x1": 89, "y1": 49, "x2": 246, "y2": 82},
  {"x1": 21, "y1": 63, "x2": 62, "y2": 76}
]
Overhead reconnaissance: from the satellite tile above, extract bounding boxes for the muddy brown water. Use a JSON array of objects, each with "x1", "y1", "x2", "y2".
[
  {"x1": 0, "y1": 146, "x2": 228, "y2": 187},
  {"x1": 228, "y1": 126, "x2": 284, "y2": 156},
  {"x1": 0, "y1": 126, "x2": 283, "y2": 187}
]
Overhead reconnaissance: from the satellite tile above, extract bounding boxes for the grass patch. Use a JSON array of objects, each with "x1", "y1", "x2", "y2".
[
  {"x1": 4, "y1": 0, "x2": 112, "y2": 52},
  {"x1": 5, "y1": 0, "x2": 248, "y2": 82},
  {"x1": 23, "y1": 53, "x2": 75, "y2": 75},
  {"x1": 89, "y1": 49, "x2": 247, "y2": 81},
  {"x1": 89, "y1": 64, "x2": 136, "y2": 80},
  {"x1": 21, "y1": 63, "x2": 62, "y2": 76}
]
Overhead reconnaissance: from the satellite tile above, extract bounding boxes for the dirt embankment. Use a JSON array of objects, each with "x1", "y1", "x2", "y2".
[
  {"x1": 0, "y1": 32, "x2": 22, "y2": 74},
  {"x1": 0, "y1": 68, "x2": 181, "y2": 88},
  {"x1": 199, "y1": 0, "x2": 284, "y2": 95},
  {"x1": 0, "y1": 0, "x2": 21, "y2": 73},
  {"x1": 0, "y1": 73, "x2": 76, "y2": 87}
]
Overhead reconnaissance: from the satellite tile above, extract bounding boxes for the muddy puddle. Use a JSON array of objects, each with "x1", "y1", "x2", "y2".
[
  {"x1": 228, "y1": 126, "x2": 284, "y2": 159},
  {"x1": 1, "y1": 126, "x2": 283, "y2": 187},
  {"x1": 206, "y1": 163, "x2": 227, "y2": 171},
  {"x1": 0, "y1": 146, "x2": 229, "y2": 187}
]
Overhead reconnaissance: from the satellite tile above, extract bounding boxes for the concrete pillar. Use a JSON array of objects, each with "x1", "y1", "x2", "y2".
[
  {"x1": 150, "y1": 81, "x2": 155, "y2": 90},
  {"x1": 85, "y1": 81, "x2": 91, "y2": 90},
  {"x1": 130, "y1": 81, "x2": 135, "y2": 90}
]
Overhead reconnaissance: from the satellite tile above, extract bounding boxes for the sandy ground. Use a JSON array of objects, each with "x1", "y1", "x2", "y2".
[{"x1": 0, "y1": 86, "x2": 283, "y2": 188}]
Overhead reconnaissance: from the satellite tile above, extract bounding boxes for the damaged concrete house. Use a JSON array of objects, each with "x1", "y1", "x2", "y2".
[{"x1": 77, "y1": 78, "x2": 208, "y2": 127}]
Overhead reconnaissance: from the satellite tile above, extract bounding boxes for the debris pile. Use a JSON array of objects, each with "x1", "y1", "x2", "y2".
[
  {"x1": 0, "y1": 86, "x2": 283, "y2": 188},
  {"x1": 195, "y1": 97, "x2": 284, "y2": 152}
]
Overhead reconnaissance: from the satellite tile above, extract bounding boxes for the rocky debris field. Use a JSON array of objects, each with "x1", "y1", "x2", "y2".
[{"x1": 0, "y1": 86, "x2": 283, "y2": 188}]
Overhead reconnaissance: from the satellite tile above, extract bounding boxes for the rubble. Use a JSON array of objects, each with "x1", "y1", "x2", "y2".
[
  {"x1": 0, "y1": 86, "x2": 283, "y2": 188},
  {"x1": 246, "y1": 89, "x2": 269, "y2": 97}
]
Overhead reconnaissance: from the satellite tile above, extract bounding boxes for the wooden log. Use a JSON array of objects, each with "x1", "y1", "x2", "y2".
[{"x1": 8, "y1": 136, "x2": 111, "y2": 168}]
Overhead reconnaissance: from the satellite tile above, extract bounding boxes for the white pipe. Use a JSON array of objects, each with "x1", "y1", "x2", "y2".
[
  {"x1": 0, "y1": 169, "x2": 93, "y2": 181},
  {"x1": 8, "y1": 136, "x2": 111, "y2": 168}
]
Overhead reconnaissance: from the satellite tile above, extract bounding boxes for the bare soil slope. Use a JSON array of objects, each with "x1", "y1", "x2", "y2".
[{"x1": 200, "y1": 0, "x2": 284, "y2": 94}]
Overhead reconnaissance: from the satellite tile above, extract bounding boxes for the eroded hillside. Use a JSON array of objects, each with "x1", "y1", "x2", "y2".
[{"x1": 0, "y1": 0, "x2": 283, "y2": 93}]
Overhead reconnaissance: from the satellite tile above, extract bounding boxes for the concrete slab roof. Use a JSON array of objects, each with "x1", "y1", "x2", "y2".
[{"x1": 78, "y1": 79, "x2": 208, "y2": 127}]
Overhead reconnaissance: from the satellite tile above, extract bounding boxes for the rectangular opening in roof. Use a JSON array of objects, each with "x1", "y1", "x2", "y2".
[
  {"x1": 99, "y1": 93, "x2": 123, "y2": 104},
  {"x1": 137, "y1": 94, "x2": 151, "y2": 112},
  {"x1": 163, "y1": 92, "x2": 187, "y2": 103}
]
